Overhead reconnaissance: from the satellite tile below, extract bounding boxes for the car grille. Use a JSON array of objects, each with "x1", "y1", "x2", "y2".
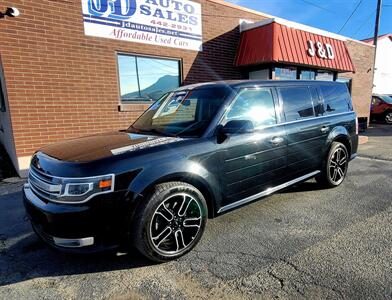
[{"x1": 28, "y1": 166, "x2": 63, "y2": 202}]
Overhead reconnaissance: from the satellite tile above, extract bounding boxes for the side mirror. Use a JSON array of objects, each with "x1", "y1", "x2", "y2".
[{"x1": 221, "y1": 120, "x2": 254, "y2": 134}]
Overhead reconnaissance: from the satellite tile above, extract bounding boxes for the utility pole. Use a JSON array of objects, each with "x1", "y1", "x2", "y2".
[
  {"x1": 373, "y1": 0, "x2": 382, "y2": 46},
  {"x1": 372, "y1": 0, "x2": 382, "y2": 94}
]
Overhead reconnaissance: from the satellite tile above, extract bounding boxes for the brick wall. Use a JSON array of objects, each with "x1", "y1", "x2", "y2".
[
  {"x1": 341, "y1": 41, "x2": 375, "y2": 120},
  {"x1": 0, "y1": 0, "x2": 266, "y2": 160}
]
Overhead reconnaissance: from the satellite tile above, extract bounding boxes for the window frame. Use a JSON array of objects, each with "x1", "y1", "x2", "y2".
[
  {"x1": 116, "y1": 52, "x2": 183, "y2": 104},
  {"x1": 220, "y1": 86, "x2": 279, "y2": 130}
]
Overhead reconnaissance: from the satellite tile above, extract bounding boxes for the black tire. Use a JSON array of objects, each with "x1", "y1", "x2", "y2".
[
  {"x1": 316, "y1": 142, "x2": 349, "y2": 188},
  {"x1": 132, "y1": 181, "x2": 207, "y2": 262},
  {"x1": 384, "y1": 111, "x2": 392, "y2": 124}
]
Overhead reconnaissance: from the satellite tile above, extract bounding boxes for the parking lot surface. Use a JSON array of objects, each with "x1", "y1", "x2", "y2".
[{"x1": 0, "y1": 125, "x2": 391, "y2": 299}]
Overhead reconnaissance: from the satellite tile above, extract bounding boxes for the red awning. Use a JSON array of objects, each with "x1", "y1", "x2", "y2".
[{"x1": 235, "y1": 22, "x2": 355, "y2": 73}]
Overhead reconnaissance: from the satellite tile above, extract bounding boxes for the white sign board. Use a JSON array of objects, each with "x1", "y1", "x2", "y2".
[{"x1": 81, "y1": 0, "x2": 203, "y2": 51}]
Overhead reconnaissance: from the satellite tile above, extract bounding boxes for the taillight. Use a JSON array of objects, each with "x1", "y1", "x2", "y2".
[{"x1": 355, "y1": 117, "x2": 359, "y2": 135}]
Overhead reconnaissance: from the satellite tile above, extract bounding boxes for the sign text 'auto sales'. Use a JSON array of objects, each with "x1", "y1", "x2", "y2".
[{"x1": 81, "y1": 0, "x2": 203, "y2": 51}]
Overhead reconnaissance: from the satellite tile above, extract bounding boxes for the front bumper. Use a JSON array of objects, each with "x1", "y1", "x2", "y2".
[{"x1": 23, "y1": 183, "x2": 129, "y2": 253}]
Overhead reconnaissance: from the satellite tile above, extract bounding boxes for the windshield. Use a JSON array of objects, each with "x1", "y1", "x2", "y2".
[
  {"x1": 130, "y1": 86, "x2": 230, "y2": 137},
  {"x1": 380, "y1": 95, "x2": 392, "y2": 104}
]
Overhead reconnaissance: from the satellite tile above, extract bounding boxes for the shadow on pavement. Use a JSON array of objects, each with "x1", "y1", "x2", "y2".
[
  {"x1": 0, "y1": 191, "x2": 155, "y2": 287},
  {"x1": 364, "y1": 124, "x2": 392, "y2": 137},
  {"x1": 278, "y1": 180, "x2": 324, "y2": 194}
]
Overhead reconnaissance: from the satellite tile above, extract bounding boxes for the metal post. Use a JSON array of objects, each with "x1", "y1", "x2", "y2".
[{"x1": 373, "y1": 0, "x2": 382, "y2": 47}]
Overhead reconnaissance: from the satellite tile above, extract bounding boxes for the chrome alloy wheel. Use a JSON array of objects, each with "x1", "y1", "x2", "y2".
[
  {"x1": 328, "y1": 147, "x2": 347, "y2": 185},
  {"x1": 385, "y1": 112, "x2": 392, "y2": 124},
  {"x1": 149, "y1": 193, "x2": 203, "y2": 256}
]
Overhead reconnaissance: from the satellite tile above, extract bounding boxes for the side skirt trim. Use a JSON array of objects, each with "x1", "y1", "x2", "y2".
[{"x1": 218, "y1": 170, "x2": 321, "y2": 213}]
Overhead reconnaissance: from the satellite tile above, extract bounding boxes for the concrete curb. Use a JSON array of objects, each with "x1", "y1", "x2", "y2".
[{"x1": 358, "y1": 136, "x2": 368, "y2": 145}]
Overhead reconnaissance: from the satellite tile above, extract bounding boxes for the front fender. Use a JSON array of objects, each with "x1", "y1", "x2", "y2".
[{"x1": 127, "y1": 158, "x2": 221, "y2": 215}]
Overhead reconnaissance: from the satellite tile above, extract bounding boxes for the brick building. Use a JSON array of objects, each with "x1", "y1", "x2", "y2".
[{"x1": 0, "y1": 0, "x2": 374, "y2": 176}]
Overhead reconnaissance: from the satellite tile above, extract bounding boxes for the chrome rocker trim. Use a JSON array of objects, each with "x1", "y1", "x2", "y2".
[
  {"x1": 218, "y1": 170, "x2": 321, "y2": 213},
  {"x1": 53, "y1": 237, "x2": 94, "y2": 248}
]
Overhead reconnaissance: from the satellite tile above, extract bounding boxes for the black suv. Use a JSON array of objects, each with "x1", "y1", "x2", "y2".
[{"x1": 24, "y1": 80, "x2": 358, "y2": 261}]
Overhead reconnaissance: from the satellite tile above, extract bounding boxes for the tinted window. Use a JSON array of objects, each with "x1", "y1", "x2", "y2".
[
  {"x1": 279, "y1": 87, "x2": 314, "y2": 122},
  {"x1": 226, "y1": 88, "x2": 276, "y2": 128},
  {"x1": 320, "y1": 84, "x2": 352, "y2": 114},
  {"x1": 372, "y1": 97, "x2": 381, "y2": 105},
  {"x1": 117, "y1": 54, "x2": 180, "y2": 102}
]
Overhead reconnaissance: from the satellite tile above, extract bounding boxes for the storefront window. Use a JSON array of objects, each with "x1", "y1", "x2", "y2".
[
  {"x1": 274, "y1": 67, "x2": 297, "y2": 80},
  {"x1": 316, "y1": 70, "x2": 334, "y2": 81},
  {"x1": 300, "y1": 70, "x2": 316, "y2": 80},
  {"x1": 117, "y1": 54, "x2": 181, "y2": 102}
]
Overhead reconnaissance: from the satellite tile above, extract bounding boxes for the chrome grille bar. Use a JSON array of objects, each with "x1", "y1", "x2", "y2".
[{"x1": 28, "y1": 167, "x2": 62, "y2": 201}]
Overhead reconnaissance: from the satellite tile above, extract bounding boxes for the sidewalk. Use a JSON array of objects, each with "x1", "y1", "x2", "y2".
[
  {"x1": 0, "y1": 177, "x2": 26, "y2": 196},
  {"x1": 358, "y1": 124, "x2": 392, "y2": 161}
]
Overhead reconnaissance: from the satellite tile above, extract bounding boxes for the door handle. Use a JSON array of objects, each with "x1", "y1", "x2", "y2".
[
  {"x1": 270, "y1": 136, "x2": 284, "y2": 145},
  {"x1": 320, "y1": 126, "x2": 329, "y2": 133}
]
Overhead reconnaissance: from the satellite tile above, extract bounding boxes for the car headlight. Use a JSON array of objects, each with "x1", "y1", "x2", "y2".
[{"x1": 59, "y1": 174, "x2": 115, "y2": 203}]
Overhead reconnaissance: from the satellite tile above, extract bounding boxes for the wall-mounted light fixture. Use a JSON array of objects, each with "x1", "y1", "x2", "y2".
[{"x1": 0, "y1": 7, "x2": 20, "y2": 19}]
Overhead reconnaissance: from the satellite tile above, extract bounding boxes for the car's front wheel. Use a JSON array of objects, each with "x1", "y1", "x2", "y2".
[
  {"x1": 316, "y1": 142, "x2": 349, "y2": 188},
  {"x1": 132, "y1": 182, "x2": 207, "y2": 262},
  {"x1": 385, "y1": 111, "x2": 392, "y2": 124}
]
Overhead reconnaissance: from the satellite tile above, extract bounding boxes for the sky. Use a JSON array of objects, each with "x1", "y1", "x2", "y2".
[{"x1": 225, "y1": 0, "x2": 392, "y2": 41}]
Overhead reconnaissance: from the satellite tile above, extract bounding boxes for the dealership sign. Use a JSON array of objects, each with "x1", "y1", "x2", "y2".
[
  {"x1": 81, "y1": 0, "x2": 203, "y2": 51},
  {"x1": 307, "y1": 40, "x2": 334, "y2": 60}
]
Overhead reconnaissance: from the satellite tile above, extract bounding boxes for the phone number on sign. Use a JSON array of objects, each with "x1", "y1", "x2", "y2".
[{"x1": 151, "y1": 20, "x2": 193, "y2": 32}]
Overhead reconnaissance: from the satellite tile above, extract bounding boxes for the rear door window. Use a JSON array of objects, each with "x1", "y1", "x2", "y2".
[
  {"x1": 320, "y1": 84, "x2": 352, "y2": 114},
  {"x1": 278, "y1": 87, "x2": 314, "y2": 122}
]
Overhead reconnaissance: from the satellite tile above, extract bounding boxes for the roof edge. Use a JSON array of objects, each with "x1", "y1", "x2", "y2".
[
  {"x1": 207, "y1": 0, "x2": 374, "y2": 47},
  {"x1": 206, "y1": 0, "x2": 275, "y2": 19}
]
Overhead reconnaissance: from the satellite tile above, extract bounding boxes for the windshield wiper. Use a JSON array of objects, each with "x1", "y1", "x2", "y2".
[{"x1": 131, "y1": 127, "x2": 176, "y2": 137}]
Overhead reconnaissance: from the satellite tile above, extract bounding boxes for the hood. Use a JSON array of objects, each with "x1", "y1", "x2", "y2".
[{"x1": 39, "y1": 131, "x2": 183, "y2": 162}]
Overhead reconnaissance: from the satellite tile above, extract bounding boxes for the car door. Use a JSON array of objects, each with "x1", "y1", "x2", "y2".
[
  {"x1": 371, "y1": 96, "x2": 383, "y2": 115},
  {"x1": 278, "y1": 85, "x2": 324, "y2": 179},
  {"x1": 218, "y1": 87, "x2": 287, "y2": 208}
]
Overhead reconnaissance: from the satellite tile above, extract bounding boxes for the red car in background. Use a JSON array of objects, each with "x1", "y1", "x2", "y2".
[{"x1": 371, "y1": 95, "x2": 392, "y2": 124}]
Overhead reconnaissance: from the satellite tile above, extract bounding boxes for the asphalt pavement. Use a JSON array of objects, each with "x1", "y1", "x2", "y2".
[{"x1": 0, "y1": 125, "x2": 391, "y2": 299}]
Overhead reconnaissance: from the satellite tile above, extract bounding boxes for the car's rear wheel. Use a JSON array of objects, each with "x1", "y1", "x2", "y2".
[
  {"x1": 132, "y1": 182, "x2": 207, "y2": 262},
  {"x1": 385, "y1": 111, "x2": 392, "y2": 124},
  {"x1": 316, "y1": 142, "x2": 349, "y2": 188}
]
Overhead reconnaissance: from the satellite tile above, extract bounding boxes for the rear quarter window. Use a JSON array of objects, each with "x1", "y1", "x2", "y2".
[{"x1": 320, "y1": 84, "x2": 352, "y2": 115}]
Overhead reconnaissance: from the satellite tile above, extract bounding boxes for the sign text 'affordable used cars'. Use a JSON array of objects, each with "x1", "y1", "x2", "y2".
[{"x1": 81, "y1": 0, "x2": 203, "y2": 51}]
